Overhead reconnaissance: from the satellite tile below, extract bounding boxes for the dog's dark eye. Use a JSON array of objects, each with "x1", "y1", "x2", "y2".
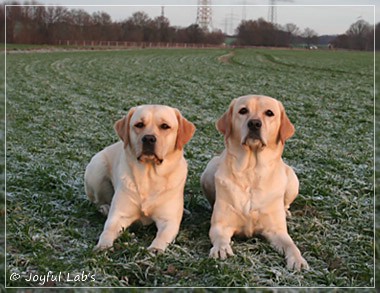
[
  {"x1": 239, "y1": 108, "x2": 249, "y2": 115},
  {"x1": 135, "y1": 122, "x2": 144, "y2": 128},
  {"x1": 160, "y1": 123, "x2": 171, "y2": 130},
  {"x1": 265, "y1": 110, "x2": 274, "y2": 117}
]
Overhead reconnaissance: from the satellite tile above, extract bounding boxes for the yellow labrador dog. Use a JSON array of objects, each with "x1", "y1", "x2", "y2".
[
  {"x1": 85, "y1": 105, "x2": 195, "y2": 253},
  {"x1": 201, "y1": 95, "x2": 309, "y2": 270}
]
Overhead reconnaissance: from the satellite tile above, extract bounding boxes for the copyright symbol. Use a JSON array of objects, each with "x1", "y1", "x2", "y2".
[{"x1": 10, "y1": 273, "x2": 20, "y2": 281}]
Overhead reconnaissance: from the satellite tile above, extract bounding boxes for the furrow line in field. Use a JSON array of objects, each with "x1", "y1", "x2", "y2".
[
  {"x1": 22, "y1": 59, "x2": 44, "y2": 77},
  {"x1": 259, "y1": 52, "x2": 372, "y2": 76},
  {"x1": 179, "y1": 55, "x2": 210, "y2": 65},
  {"x1": 49, "y1": 57, "x2": 86, "y2": 84}
]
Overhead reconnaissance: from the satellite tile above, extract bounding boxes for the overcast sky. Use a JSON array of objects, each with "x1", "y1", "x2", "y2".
[{"x1": 7, "y1": 0, "x2": 378, "y2": 35}]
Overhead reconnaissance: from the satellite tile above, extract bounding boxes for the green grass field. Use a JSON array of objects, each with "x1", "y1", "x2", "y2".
[{"x1": 5, "y1": 48, "x2": 374, "y2": 288}]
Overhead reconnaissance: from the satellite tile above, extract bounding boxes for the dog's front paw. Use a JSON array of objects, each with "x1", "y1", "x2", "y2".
[
  {"x1": 209, "y1": 244, "x2": 234, "y2": 260},
  {"x1": 94, "y1": 239, "x2": 114, "y2": 252},
  {"x1": 286, "y1": 255, "x2": 309, "y2": 271},
  {"x1": 98, "y1": 204, "x2": 110, "y2": 216},
  {"x1": 148, "y1": 237, "x2": 169, "y2": 253},
  {"x1": 147, "y1": 246, "x2": 165, "y2": 255}
]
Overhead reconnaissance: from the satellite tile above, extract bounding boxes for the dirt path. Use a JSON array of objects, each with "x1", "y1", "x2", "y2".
[{"x1": 217, "y1": 51, "x2": 235, "y2": 64}]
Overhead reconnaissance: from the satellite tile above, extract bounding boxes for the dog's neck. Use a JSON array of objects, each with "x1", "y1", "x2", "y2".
[
  {"x1": 125, "y1": 146, "x2": 182, "y2": 172},
  {"x1": 225, "y1": 138, "x2": 284, "y2": 172},
  {"x1": 116, "y1": 146, "x2": 187, "y2": 199}
]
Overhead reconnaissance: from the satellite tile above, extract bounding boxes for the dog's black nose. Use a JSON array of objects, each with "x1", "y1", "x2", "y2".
[
  {"x1": 248, "y1": 119, "x2": 262, "y2": 131},
  {"x1": 142, "y1": 135, "x2": 156, "y2": 145}
]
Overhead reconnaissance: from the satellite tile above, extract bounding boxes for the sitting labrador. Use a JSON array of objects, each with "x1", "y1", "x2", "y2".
[
  {"x1": 85, "y1": 105, "x2": 195, "y2": 253},
  {"x1": 201, "y1": 95, "x2": 309, "y2": 270}
]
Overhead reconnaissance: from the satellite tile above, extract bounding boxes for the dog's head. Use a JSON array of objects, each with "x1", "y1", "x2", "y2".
[
  {"x1": 114, "y1": 105, "x2": 195, "y2": 165},
  {"x1": 217, "y1": 95, "x2": 295, "y2": 150}
]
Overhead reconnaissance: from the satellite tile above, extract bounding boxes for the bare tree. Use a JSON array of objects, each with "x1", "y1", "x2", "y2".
[
  {"x1": 283, "y1": 23, "x2": 299, "y2": 46},
  {"x1": 91, "y1": 11, "x2": 113, "y2": 40},
  {"x1": 184, "y1": 24, "x2": 205, "y2": 43},
  {"x1": 285, "y1": 23, "x2": 299, "y2": 36},
  {"x1": 45, "y1": 6, "x2": 69, "y2": 43},
  {"x1": 121, "y1": 12, "x2": 152, "y2": 42},
  {"x1": 302, "y1": 27, "x2": 318, "y2": 47},
  {"x1": 346, "y1": 19, "x2": 371, "y2": 50},
  {"x1": 332, "y1": 20, "x2": 374, "y2": 51},
  {"x1": 152, "y1": 15, "x2": 171, "y2": 42},
  {"x1": 237, "y1": 18, "x2": 289, "y2": 47}
]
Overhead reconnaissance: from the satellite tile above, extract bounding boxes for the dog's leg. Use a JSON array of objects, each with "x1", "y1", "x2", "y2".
[
  {"x1": 85, "y1": 154, "x2": 114, "y2": 207},
  {"x1": 208, "y1": 179, "x2": 237, "y2": 260},
  {"x1": 95, "y1": 215, "x2": 137, "y2": 250},
  {"x1": 200, "y1": 156, "x2": 220, "y2": 207},
  {"x1": 147, "y1": 219, "x2": 181, "y2": 253},
  {"x1": 263, "y1": 231, "x2": 309, "y2": 270},
  {"x1": 94, "y1": 202, "x2": 139, "y2": 251},
  {"x1": 209, "y1": 224, "x2": 235, "y2": 260},
  {"x1": 284, "y1": 166, "x2": 299, "y2": 217}
]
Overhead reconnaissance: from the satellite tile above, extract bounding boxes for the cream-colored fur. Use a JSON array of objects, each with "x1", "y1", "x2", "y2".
[
  {"x1": 201, "y1": 95, "x2": 309, "y2": 270},
  {"x1": 85, "y1": 105, "x2": 195, "y2": 253}
]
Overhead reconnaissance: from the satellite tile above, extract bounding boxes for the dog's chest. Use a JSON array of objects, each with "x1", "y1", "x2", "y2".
[
  {"x1": 240, "y1": 186, "x2": 266, "y2": 217},
  {"x1": 121, "y1": 165, "x2": 164, "y2": 192},
  {"x1": 238, "y1": 184, "x2": 282, "y2": 235},
  {"x1": 238, "y1": 167, "x2": 282, "y2": 205},
  {"x1": 120, "y1": 171, "x2": 163, "y2": 202},
  {"x1": 120, "y1": 170, "x2": 178, "y2": 219}
]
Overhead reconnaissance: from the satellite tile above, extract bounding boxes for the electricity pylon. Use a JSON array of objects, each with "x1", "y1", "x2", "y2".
[{"x1": 196, "y1": 0, "x2": 213, "y2": 31}]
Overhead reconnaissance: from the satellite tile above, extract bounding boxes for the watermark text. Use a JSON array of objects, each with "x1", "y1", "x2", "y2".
[{"x1": 10, "y1": 271, "x2": 96, "y2": 285}]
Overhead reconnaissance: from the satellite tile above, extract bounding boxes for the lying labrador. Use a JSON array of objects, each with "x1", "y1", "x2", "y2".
[
  {"x1": 85, "y1": 105, "x2": 195, "y2": 253},
  {"x1": 201, "y1": 95, "x2": 309, "y2": 270}
]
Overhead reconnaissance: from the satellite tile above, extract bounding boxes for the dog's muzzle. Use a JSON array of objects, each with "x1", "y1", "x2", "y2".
[
  {"x1": 138, "y1": 135, "x2": 163, "y2": 164},
  {"x1": 243, "y1": 119, "x2": 266, "y2": 147}
]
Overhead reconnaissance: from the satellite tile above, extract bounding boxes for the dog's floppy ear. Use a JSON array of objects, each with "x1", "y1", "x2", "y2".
[
  {"x1": 114, "y1": 107, "x2": 136, "y2": 145},
  {"x1": 278, "y1": 102, "x2": 295, "y2": 144},
  {"x1": 175, "y1": 109, "x2": 196, "y2": 150},
  {"x1": 216, "y1": 99, "x2": 236, "y2": 140}
]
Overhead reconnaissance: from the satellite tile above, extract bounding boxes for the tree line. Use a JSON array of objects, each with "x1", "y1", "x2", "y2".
[
  {"x1": 236, "y1": 18, "x2": 377, "y2": 51},
  {"x1": 331, "y1": 19, "x2": 375, "y2": 51},
  {"x1": 235, "y1": 18, "x2": 319, "y2": 48},
  {"x1": 1, "y1": 2, "x2": 378, "y2": 50},
  {"x1": 2, "y1": 2, "x2": 224, "y2": 45}
]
